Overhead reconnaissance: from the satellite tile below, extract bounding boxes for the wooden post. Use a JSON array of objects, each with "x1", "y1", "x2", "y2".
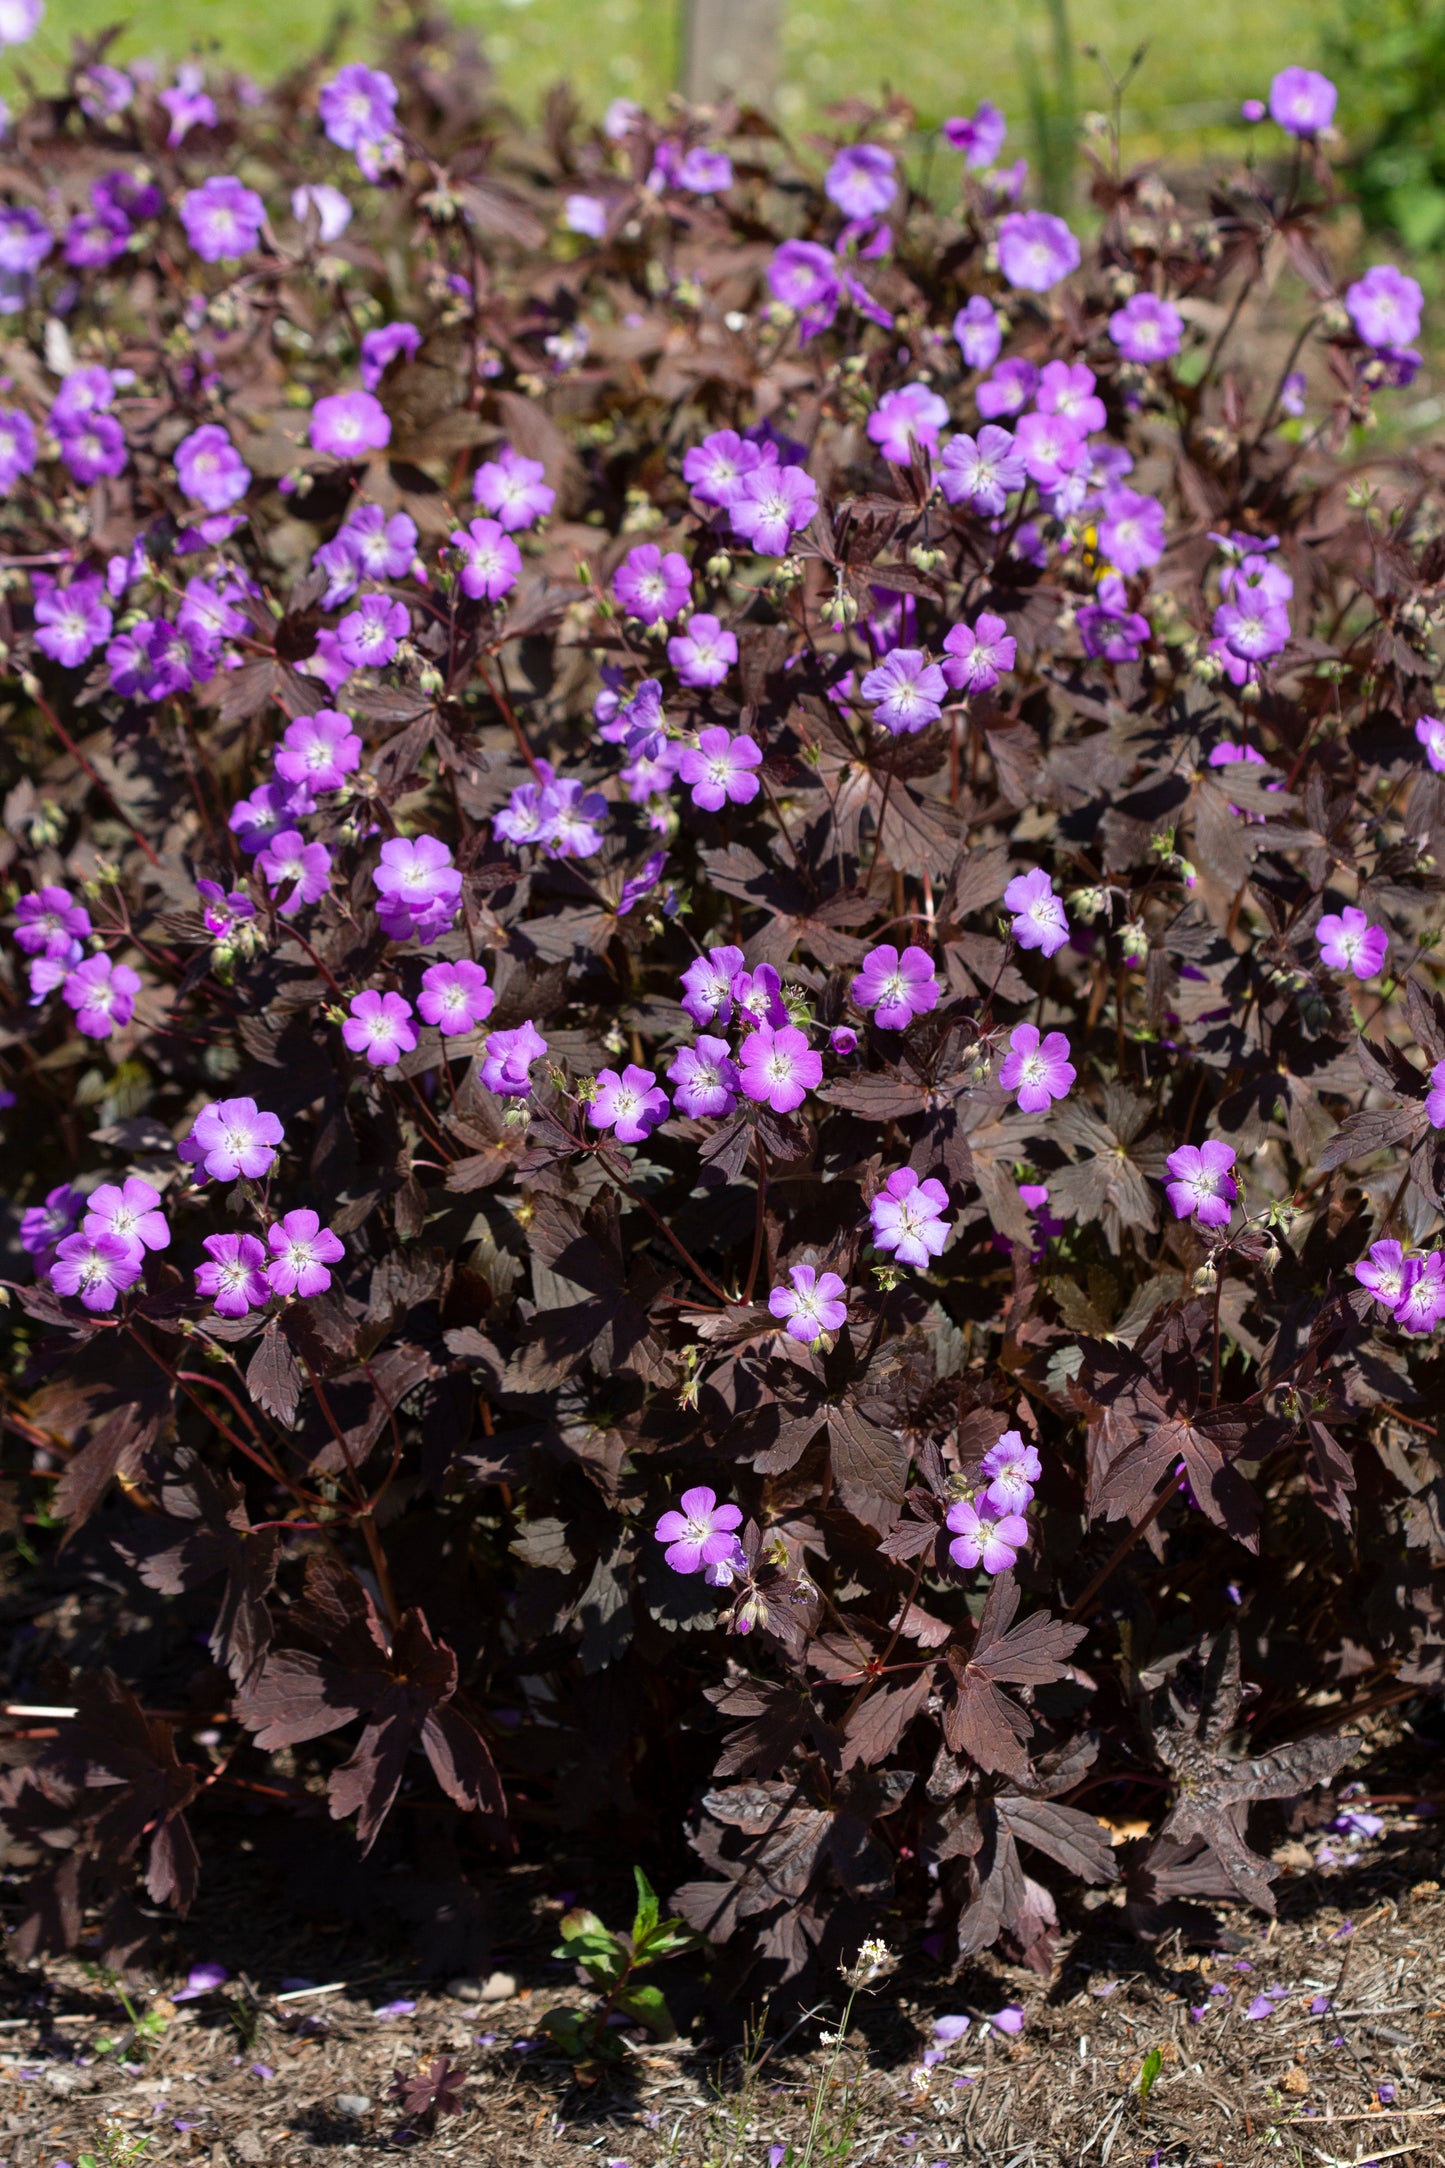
[{"x1": 680, "y1": 0, "x2": 781, "y2": 109}]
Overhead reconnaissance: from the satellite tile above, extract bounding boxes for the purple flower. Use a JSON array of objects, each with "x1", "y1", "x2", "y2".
[
  {"x1": 1415, "y1": 715, "x2": 1445, "y2": 773},
  {"x1": 0, "y1": 201, "x2": 51, "y2": 282},
  {"x1": 360, "y1": 320, "x2": 421, "y2": 391},
  {"x1": 1394, "y1": 1252, "x2": 1445, "y2": 1335},
  {"x1": 479, "y1": 1019, "x2": 547, "y2": 1097},
  {"x1": 564, "y1": 193, "x2": 609, "y2": 238},
  {"x1": 1425, "y1": 1059, "x2": 1445, "y2": 1131},
  {"x1": 180, "y1": 176, "x2": 265, "y2": 263},
  {"x1": 589, "y1": 1064, "x2": 669, "y2": 1143},
  {"x1": 954, "y1": 295, "x2": 1002, "y2": 370},
  {"x1": 14, "y1": 885, "x2": 91, "y2": 957},
  {"x1": 473, "y1": 445, "x2": 555, "y2": 530},
  {"x1": 940, "y1": 425, "x2": 1025, "y2": 515},
  {"x1": 256, "y1": 829, "x2": 332, "y2": 916},
  {"x1": 310, "y1": 389, "x2": 391, "y2": 460},
  {"x1": 51, "y1": 1228, "x2": 142, "y2": 1312},
  {"x1": 0, "y1": 0, "x2": 43, "y2": 44},
  {"x1": 870, "y1": 1168, "x2": 950, "y2": 1269},
  {"x1": 683, "y1": 428, "x2": 767, "y2": 509},
  {"x1": 195, "y1": 1232, "x2": 270, "y2": 1319},
  {"x1": 667, "y1": 1036, "x2": 740, "y2": 1120},
  {"x1": 418, "y1": 960, "x2": 494, "y2": 1035},
  {"x1": 1015, "y1": 410, "x2": 1088, "y2": 491},
  {"x1": 654, "y1": 1486, "x2": 742, "y2": 1574},
  {"x1": 1268, "y1": 67, "x2": 1337, "y2": 137},
  {"x1": 1098, "y1": 488, "x2": 1166, "y2": 577},
  {"x1": 318, "y1": 64, "x2": 398, "y2": 151},
  {"x1": 28, "y1": 948, "x2": 78, "y2": 1003},
  {"x1": 58, "y1": 411, "x2": 127, "y2": 484},
  {"x1": 291, "y1": 182, "x2": 352, "y2": 242},
  {"x1": 337, "y1": 592, "x2": 408, "y2": 671},
  {"x1": 187, "y1": 1097, "x2": 284, "y2": 1182},
  {"x1": 825, "y1": 144, "x2": 896, "y2": 220},
  {"x1": 1004, "y1": 867, "x2": 1069, "y2": 957},
  {"x1": 618, "y1": 850, "x2": 668, "y2": 915},
  {"x1": 64, "y1": 204, "x2": 130, "y2": 269},
  {"x1": 196, "y1": 881, "x2": 254, "y2": 940},
  {"x1": 494, "y1": 774, "x2": 553, "y2": 849},
  {"x1": 452, "y1": 517, "x2": 521, "y2": 602},
  {"x1": 179, "y1": 575, "x2": 247, "y2": 645},
  {"x1": 83, "y1": 1177, "x2": 169, "y2": 1258},
  {"x1": 343, "y1": 988, "x2": 418, "y2": 1067},
  {"x1": 229, "y1": 778, "x2": 313, "y2": 856},
  {"x1": 344, "y1": 505, "x2": 418, "y2": 582},
  {"x1": 1355, "y1": 1239, "x2": 1412, "y2": 1311},
  {"x1": 944, "y1": 102, "x2": 1007, "y2": 168},
  {"x1": 1345, "y1": 264, "x2": 1423, "y2": 351},
  {"x1": 867, "y1": 383, "x2": 950, "y2": 464},
  {"x1": 1214, "y1": 588, "x2": 1291, "y2": 664},
  {"x1": 680, "y1": 945, "x2": 744, "y2": 1028},
  {"x1": 157, "y1": 60, "x2": 214, "y2": 143},
  {"x1": 997, "y1": 210, "x2": 1080, "y2": 292},
  {"x1": 830, "y1": 1023, "x2": 859, "y2": 1056},
  {"x1": 172, "y1": 1963, "x2": 230, "y2": 2003},
  {"x1": 729, "y1": 464, "x2": 818, "y2": 556},
  {"x1": 614, "y1": 544, "x2": 692, "y2": 627},
  {"x1": 1110, "y1": 292, "x2": 1184, "y2": 364},
  {"x1": 265, "y1": 1209, "x2": 344, "y2": 1298},
  {"x1": 1280, "y1": 370, "x2": 1307, "y2": 417},
  {"x1": 51, "y1": 369, "x2": 114, "y2": 427},
  {"x1": 852, "y1": 944, "x2": 939, "y2": 1031},
  {"x1": 769, "y1": 1263, "x2": 848, "y2": 1342},
  {"x1": 676, "y1": 145, "x2": 733, "y2": 192},
  {"x1": 1079, "y1": 575, "x2": 1152, "y2": 663},
  {"x1": 999, "y1": 1024, "x2": 1075, "y2": 1113},
  {"x1": 275, "y1": 708, "x2": 361, "y2": 793},
  {"x1": 768, "y1": 238, "x2": 841, "y2": 322},
  {"x1": 980, "y1": 1430, "x2": 1042, "y2": 1516},
  {"x1": 668, "y1": 612, "x2": 737, "y2": 688},
  {"x1": 738, "y1": 1023, "x2": 822, "y2": 1114},
  {"x1": 733, "y1": 964, "x2": 789, "y2": 1030},
  {"x1": 373, "y1": 834, "x2": 462, "y2": 942},
  {"x1": 32, "y1": 576, "x2": 113, "y2": 668},
  {"x1": 540, "y1": 778, "x2": 608, "y2": 858},
  {"x1": 20, "y1": 1183, "x2": 82, "y2": 1260},
  {"x1": 62, "y1": 954, "x2": 140, "y2": 1038},
  {"x1": 1163, "y1": 1140, "x2": 1237, "y2": 1227},
  {"x1": 976, "y1": 357, "x2": 1040, "y2": 421},
  {"x1": 860, "y1": 648, "x2": 948, "y2": 734},
  {"x1": 946, "y1": 1498, "x2": 1029, "y2": 1575},
  {"x1": 1316, "y1": 906, "x2": 1388, "y2": 981},
  {"x1": 0, "y1": 404, "x2": 37, "y2": 491},
  {"x1": 678, "y1": 727, "x2": 762, "y2": 811},
  {"x1": 942, "y1": 614, "x2": 1016, "y2": 695},
  {"x1": 1037, "y1": 361, "x2": 1106, "y2": 432}
]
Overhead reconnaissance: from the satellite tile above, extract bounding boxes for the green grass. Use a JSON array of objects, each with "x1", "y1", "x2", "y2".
[{"x1": 33, "y1": 0, "x2": 1330, "y2": 163}]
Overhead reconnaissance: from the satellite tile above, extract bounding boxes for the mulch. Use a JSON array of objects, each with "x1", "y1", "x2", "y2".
[{"x1": 3, "y1": 1807, "x2": 1444, "y2": 2168}]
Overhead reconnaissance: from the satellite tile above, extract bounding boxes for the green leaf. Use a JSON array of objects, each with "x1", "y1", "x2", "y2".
[
  {"x1": 540, "y1": 2006, "x2": 591, "y2": 2060},
  {"x1": 632, "y1": 1864, "x2": 659, "y2": 1943},
  {"x1": 557, "y1": 1905, "x2": 608, "y2": 1942},
  {"x1": 1137, "y1": 2045, "x2": 1162, "y2": 2105},
  {"x1": 615, "y1": 1980, "x2": 676, "y2": 2040}
]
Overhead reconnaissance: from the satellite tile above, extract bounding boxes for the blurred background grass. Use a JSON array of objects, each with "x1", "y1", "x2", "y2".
[
  {"x1": 29, "y1": 0, "x2": 1329, "y2": 166},
  {"x1": 19, "y1": 2, "x2": 1445, "y2": 278}
]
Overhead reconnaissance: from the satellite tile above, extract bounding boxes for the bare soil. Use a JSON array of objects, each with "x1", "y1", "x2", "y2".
[{"x1": 5, "y1": 1806, "x2": 1445, "y2": 2168}]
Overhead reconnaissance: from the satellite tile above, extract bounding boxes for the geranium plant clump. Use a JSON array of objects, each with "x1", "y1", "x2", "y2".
[{"x1": 0, "y1": 10, "x2": 1441, "y2": 1993}]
